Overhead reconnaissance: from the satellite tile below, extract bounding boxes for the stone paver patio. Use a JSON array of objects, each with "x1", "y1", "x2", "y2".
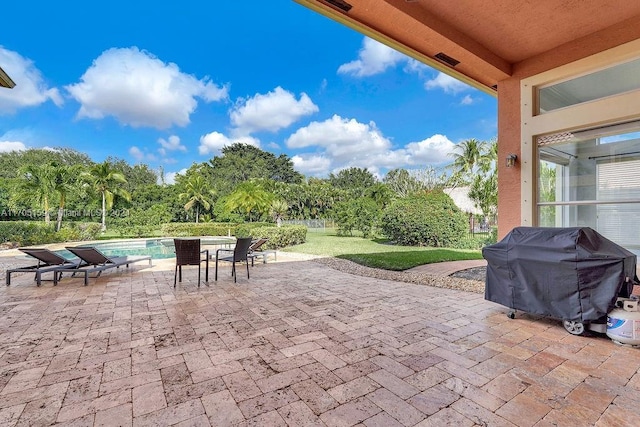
[{"x1": 0, "y1": 256, "x2": 639, "y2": 426}]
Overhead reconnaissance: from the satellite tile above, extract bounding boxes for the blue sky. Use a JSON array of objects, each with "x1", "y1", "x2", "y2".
[{"x1": 0, "y1": 1, "x2": 497, "y2": 183}]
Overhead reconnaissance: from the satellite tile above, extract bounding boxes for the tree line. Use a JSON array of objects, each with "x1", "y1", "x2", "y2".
[{"x1": 0, "y1": 139, "x2": 498, "y2": 235}]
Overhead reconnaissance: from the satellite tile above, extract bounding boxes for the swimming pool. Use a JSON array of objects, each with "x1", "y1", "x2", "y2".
[{"x1": 57, "y1": 237, "x2": 236, "y2": 260}]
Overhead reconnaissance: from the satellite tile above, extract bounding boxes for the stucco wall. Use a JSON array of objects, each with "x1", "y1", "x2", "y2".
[{"x1": 496, "y1": 79, "x2": 521, "y2": 239}]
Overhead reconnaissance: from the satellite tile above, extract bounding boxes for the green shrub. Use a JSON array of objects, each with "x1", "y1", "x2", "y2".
[
  {"x1": 58, "y1": 222, "x2": 102, "y2": 242},
  {"x1": 161, "y1": 222, "x2": 236, "y2": 237},
  {"x1": 484, "y1": 226, "x2": 498, "y2": 246},
  {"x1": 160, "y1": 222, "x2": 272, "y2": 237},
  {"x1": 245, "y1": 225, "x2": 307, "y2": 249},
  {"x1": 110, "y1": 206, "x2": 172, "y2": 238},
  {"x1": 452, "y1": 235, "x2": 484, "y2": 250},
  {"x1": 381, "y1": 191, "x2": 468, "y2": 247},
  {"x1": 333, "y1": 197, "x2": 380, "y2": 238},
  {"x1": 0, "y1": 221, "x2": 55, "y2": 246},
  {"x1": 0, "y1": 221, "x2": 101, "y2": 246},
  {"x1": 234, "y1": 224, "x2": 253, "y2": 238}
]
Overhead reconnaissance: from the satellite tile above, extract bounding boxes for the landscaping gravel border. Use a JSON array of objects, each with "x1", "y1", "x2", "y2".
[{"x1": 312, "y1": 257, "x2": 485, "y2": 294}]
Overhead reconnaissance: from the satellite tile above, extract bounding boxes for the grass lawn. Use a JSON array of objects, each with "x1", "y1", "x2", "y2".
[{"x1": 283, "y1": 230, "x2": 484, "y2": 271}]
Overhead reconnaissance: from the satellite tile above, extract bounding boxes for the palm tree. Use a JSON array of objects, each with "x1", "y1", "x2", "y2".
[
  {"x1": 224, "y1": 181, "x2": 273, "y2": 222},
  {"x1": 82, "y1": 161, "x2": 131, "y2": 232},
  {"x1": 477, "y1": 138, "x2": 498, "y2": 174},
  {"x1": 178, "y1": 175, "x2": 215, "y2": 223},
  {"x1": 16, "y1": 163, "x2": 57, "y2": 224},
  {"x1": 53, "y1": 164, "x2": 82, "y2": 231},
  {"x1": 448, "y1": 138, "x2": 487, "y2": 179},
  {"x1": 269, "y1": 199, "x2": 289, "y2": 227}
]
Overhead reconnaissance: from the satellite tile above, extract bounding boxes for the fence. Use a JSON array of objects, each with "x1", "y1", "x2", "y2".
[{"x1": 282, "y1": 219, "x2": 335, "y2": 232}]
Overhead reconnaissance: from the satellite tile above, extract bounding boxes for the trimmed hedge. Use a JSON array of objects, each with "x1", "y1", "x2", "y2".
[
  {"x1": 0, "y1": 221, "x2": 102, "y2": 246},
  {"x1": 159, "y1": 222, "x2": 306, "y2": 249},
  {"x1": 381, "y1": 191, "x2": 468, "y2": 247},
  {"x1": 245, "y1": 225, "x2": 307, "y2": 249},
  {"x1": 160, "y1": 222, "x2": 271, "y2": 237}
]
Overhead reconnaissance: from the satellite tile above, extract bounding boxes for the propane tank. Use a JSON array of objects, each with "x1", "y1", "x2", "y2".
[{"x1": 607, "y1": 298, "x2": 640, "y2": 347}]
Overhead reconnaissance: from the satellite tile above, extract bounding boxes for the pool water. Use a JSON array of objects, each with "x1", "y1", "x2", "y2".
[{"x1": 57, "y1": 237, "x2": 236, "y2": 260}]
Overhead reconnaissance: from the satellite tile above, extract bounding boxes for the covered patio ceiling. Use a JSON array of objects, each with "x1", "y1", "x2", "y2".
[{"x1": 295, "y1": 0, "x2": 640, "y2": 94}]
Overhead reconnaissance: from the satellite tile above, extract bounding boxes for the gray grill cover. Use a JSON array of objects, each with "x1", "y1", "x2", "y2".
[{"x1": 483, "y1": 227, "x2": 636, "y2": 322}]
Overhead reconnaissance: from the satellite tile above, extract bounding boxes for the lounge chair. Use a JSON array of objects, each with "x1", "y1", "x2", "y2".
[
  {"x1": 6, "y1": 248, "x2": 80, "y2": 286},
  {"x1": 247, "y1": 238, "x2": 277, "y2": 265},
  {"x1": 173, "y1": 238, "x2": 209, "y2": 287},
  {"x1": 214, "y1": 237, "x2": 253, "y2": 282},
  {"x1": 62, "y1": 246, "x2": 152, "y2": 285}
]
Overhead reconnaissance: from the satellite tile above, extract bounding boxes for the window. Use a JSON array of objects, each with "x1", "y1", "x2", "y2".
[
  {"x1": 537, "y1": 122, "x2": 640, "y2": 251},
  {"x1": 538, "y1": 58, "x2": 640, "y2": 114}
]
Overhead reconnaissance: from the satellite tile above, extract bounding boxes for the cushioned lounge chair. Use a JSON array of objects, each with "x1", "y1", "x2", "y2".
[
  {"x1": 173, "y1": 238, "x2": 209, "y2": 287},
  {"x1": 61, "y1": 246, "x2": 152, "y2": 285},
  {"x1": 214, "y1": 237, "x2": 253, "y2": 282},
  {"x1": 6, "y1": 248, "x2": 80, "y2": 286}
]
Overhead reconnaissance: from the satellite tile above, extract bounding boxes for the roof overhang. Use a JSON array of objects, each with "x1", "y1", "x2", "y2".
[
  {"x1": 294, "y1": 0, "x2": 640, "y2": 96},
  {"x1": 0, "y1": 66, "x2": 16, "y2": 89}
]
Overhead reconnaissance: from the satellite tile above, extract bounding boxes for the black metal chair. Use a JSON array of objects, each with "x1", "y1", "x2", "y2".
[
  {"x1": 173, "y1": 239, "x2": 209, "y2": 287},
  {"x1": 214, "y1": 237, "x2": 253, "y2": 282}
]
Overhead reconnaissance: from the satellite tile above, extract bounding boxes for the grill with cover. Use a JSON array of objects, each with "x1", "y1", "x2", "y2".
[{"x1": 483, "y1": 227, "x2": 636, "y2": 334}]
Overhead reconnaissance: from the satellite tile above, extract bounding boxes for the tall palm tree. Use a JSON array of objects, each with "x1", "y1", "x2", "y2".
[
  {"x1": 16, "y1": 163, "x2": 56, "y2": 224},
  {"x1": 178, "y1": 175, "x2": 215, "y2": 223},
  {"x1": 448, "y1": 138, "x2": 487, "y2": 179},
  {"x1": 477, "y1": 138, "x2": 498, "y2": 174},
  {"x1": 53, "y1": 164, "x2": 82, "y2": 231},
  {"x1": 82, "y1": 161, "x2": 131, "y2": 231}
]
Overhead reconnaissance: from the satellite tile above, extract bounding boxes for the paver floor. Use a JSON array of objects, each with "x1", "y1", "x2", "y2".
[{"x1": 0, "y1": 257, "x2": 639, "y2": 426}]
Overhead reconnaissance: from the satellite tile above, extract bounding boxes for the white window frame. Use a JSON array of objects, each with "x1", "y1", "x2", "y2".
[{"x1": 520, "y1": 39, "x2": 640, "y2": 226}]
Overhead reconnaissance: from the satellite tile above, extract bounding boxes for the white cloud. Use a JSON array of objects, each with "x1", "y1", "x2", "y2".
[
  {"x1": 425, "y1": 72, "x2": 470, "y2": 94},
  {"x1": 286, "y1": 115, "x2": 403, "y2": 171},
  {"x1": 0, "y1": 47, "x2": 63, "y2": 114},
  {"x1": 291, "y1": 154, "x2": 332, "y2": 176},
  {"x1": 66, "y1": 47, "x2": 228, "y2": 129},
  {"x1": 198, "y1": 131, "x2": 260, "y2": 156},
  {"x1": 402, "y1": 134, "x2": 457, "y2": 164},
  {"x1": 460, "y1": 95, "x2": 474, "y2": 105},
  {"x1": 0, "y1": 140, "x2": 27, "y2": 152},
  {"x1": 338, "y1": 38, "x2": 472, "y2": 99},
  {"x1": 286, "y1": 115, "x2": 390, "y2": 162},
  {"x1": 163, "y1": 168, "x2": 188, "y2": 185},
  {"x1": 230, "y1": 87, "x2": 318, "y2": 136},
  {"x1": 403, "y1": 59, "x2": 430, "y2": 75},
  {"x1": 338, "y1": 38, "x2": 406, "y2": 77},
  {"x1": 158, "y1": 135, "x2": 186, "y2": 156},
  {"x1": 286, "y1": 115, "x2": 456, "y2": 175},
  {"x1": 129, "y1": 146, "x2": 144, "y2": 161},
  {"x1": 129, "y1": 146, "x2": 157, "y2": 162}
]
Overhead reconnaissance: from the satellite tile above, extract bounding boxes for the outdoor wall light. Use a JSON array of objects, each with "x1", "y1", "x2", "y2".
[{"x1": 506, "y1": 153, "x2": 518, "y2": 168}]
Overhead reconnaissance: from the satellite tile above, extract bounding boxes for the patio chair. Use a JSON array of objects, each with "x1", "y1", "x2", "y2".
[
  {"x1": 6, "y1": 248, "x2": 81, "y2": 286},
  {"x1": 247, "y1": 238, "x2": 277, "y2": 265},
  {"x1": 173, "y1": 238, "x2": 209, "y2": 287},
  {"x1": 214, "y1": 237, "x2": 253, "y2": 282},
  {"x1": 62, "y1": 246, "x2": 152, "y2": 285}
]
